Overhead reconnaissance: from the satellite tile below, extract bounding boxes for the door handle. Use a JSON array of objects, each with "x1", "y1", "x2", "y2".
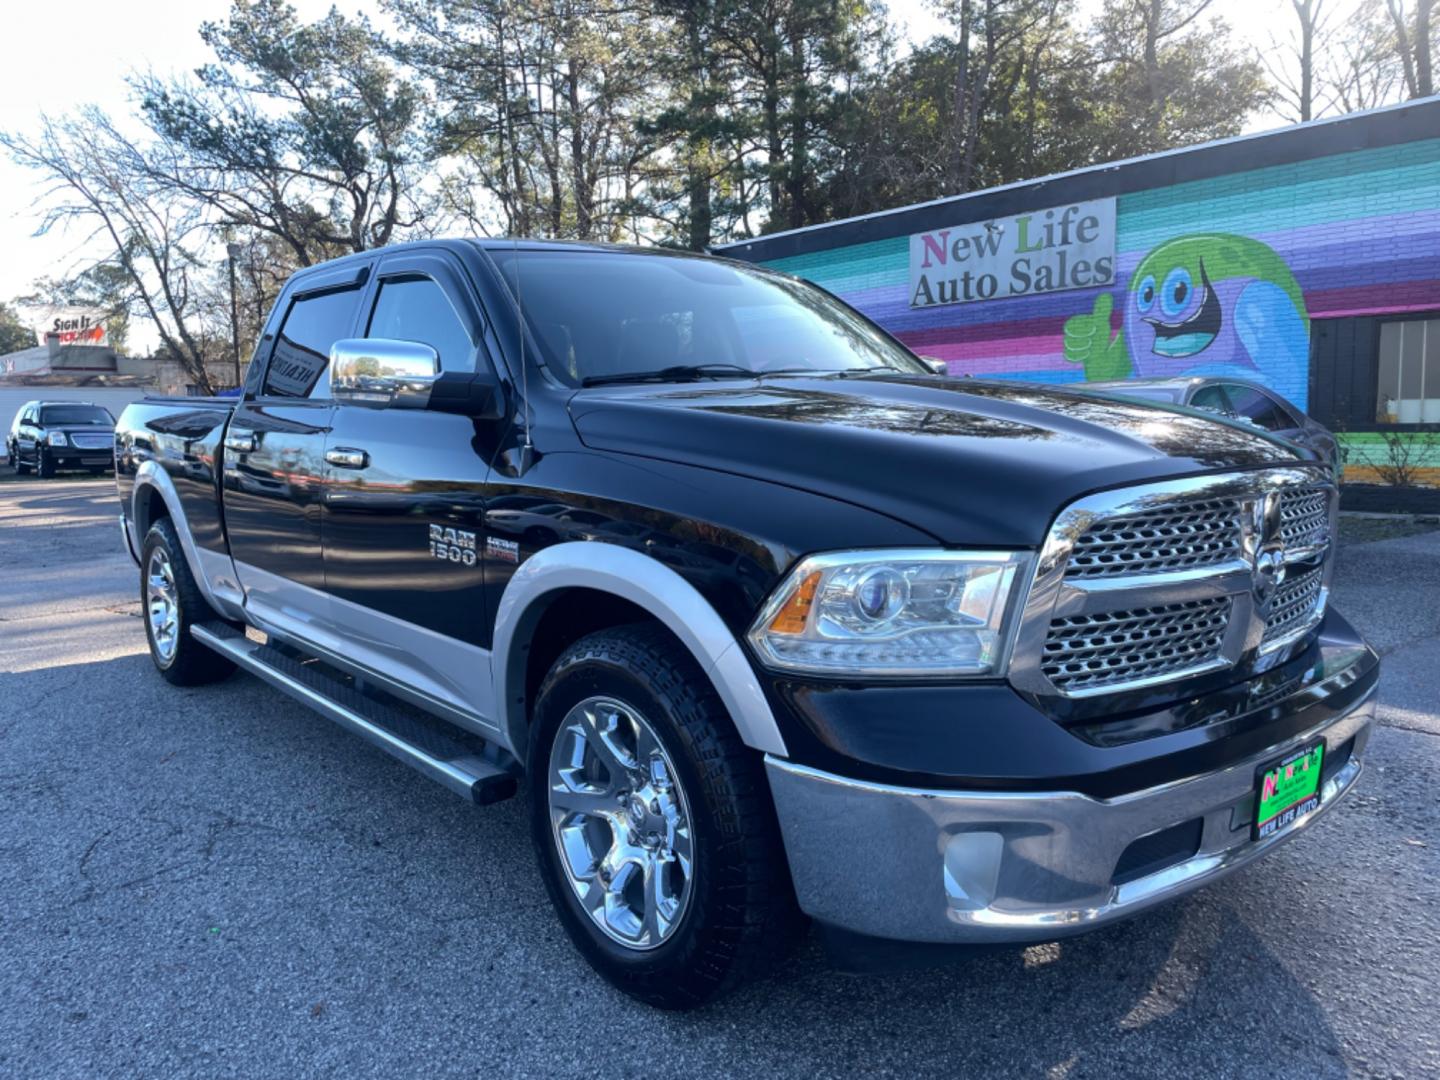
[
  {"x1": 325, "y1": 447, "x2": 369, "y2": 469},
  {"x1": 224, "y1": 429, "x2": 256, "y2": 453}
]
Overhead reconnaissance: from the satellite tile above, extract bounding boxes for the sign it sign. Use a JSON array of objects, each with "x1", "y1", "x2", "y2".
[
  {"x1": 36, "y1": 307, "x2": 109, "y2": 347},
  {"x1": 908, "y1": 197, "x2": 1116, "y2": 309}
]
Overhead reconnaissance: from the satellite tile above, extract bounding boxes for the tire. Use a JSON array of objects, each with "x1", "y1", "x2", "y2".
[
  {"x1": 140, "y1": 518, "x2": 236, "y2": 686},
  {"x1": 527, "y1": 623, "x2": 802, "y2": 1009},
  {"x1": 36, "y1": 448, "x2": 54, "y2": 478},
  {"x1": 9, "y1": 443, "x2": 28, "y2": 475}
]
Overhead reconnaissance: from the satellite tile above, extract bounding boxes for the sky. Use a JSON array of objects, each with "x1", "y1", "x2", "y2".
[{"x1": 0, "y1": 0, "x2": 1301, "y2": 341}]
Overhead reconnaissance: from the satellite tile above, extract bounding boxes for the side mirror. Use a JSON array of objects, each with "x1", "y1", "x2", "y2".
[
  {"x1": 330, "y1": 338, "x2": 440, "y2": 409},
  {"x1": 917, "y1": 355, "x2": 949, "y2": 376}
]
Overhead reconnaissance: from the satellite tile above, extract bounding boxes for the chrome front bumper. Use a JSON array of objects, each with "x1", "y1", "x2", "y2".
[{"x1": 766, "y1": 686, "x2": 1375, "y2": 944}]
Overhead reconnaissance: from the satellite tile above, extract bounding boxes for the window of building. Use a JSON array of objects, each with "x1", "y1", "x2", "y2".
[
  {"x1": 262, "y1": 286, "x2": 363, "y2": 398},
  {"x1": 1376, "y1": 318, "x2": 1440, "y2": 424}
]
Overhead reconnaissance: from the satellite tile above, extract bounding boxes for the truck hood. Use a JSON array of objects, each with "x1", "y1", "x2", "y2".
[{"x1": 568, "y1": 375, "x2": 1312, "y2": 546}]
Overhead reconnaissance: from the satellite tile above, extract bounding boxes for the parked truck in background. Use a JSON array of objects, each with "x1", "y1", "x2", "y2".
[{"x1": 113, "y1": 240, "x2": 1378, "y2": 1009}]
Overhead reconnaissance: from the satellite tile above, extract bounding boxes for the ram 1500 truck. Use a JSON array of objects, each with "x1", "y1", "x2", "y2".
[{"x1": 114, "y1": 240, "x2": 1378, "y2": 1009}]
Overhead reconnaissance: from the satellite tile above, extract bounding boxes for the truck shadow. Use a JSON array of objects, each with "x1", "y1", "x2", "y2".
[{"x1": 1, "y1": 652, "x2": 1352, "y2": 1079}]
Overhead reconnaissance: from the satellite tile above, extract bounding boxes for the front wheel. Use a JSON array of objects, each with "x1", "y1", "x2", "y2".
[
  {"x1": 141, "y1": 518, "x2": 236, "y2": 686},
  {"x1": 36, "y1": 448, "x2": 54, "y2": 478},
  {"x1": 528, "y1": 624, "x2": 802, "y2": 1009}
]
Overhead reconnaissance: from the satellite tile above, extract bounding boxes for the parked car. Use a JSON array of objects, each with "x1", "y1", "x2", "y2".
[
  {"x1": 113, "y1": 240, "x2": 1376, "y2": 1009},
  {"x1": 7, "y1": 400, "x2": 117, "y2": 477},
  {"x1": 1086, "y1": 376, "x2": 1340, "y2": 474}
]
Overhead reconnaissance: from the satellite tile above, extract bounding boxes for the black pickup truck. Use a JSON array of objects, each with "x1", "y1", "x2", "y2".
[{"x1": 114, "y1": 239, "x2": 1378, "y2": 1009}]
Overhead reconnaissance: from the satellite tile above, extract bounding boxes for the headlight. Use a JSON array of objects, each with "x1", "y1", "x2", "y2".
[
  {"x1": 748, "y1": 549, "x2": 1029, "y2": 677},
  {"x1": 47, "y1": 431, "x2": 68, "y2": 447}
]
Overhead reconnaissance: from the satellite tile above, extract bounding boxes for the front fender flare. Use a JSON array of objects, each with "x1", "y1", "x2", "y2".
[{"x1": 490, "y1": 542, "x2": 788, "y2": 766}]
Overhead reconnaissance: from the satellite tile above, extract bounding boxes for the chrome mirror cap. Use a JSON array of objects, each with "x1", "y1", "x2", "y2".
[
  {"x1": 330, "y1": 338, "x2": 440, "y2": 408},
  {"x1": 917, "y1": 355, "x2": 949, "y2": 376}
]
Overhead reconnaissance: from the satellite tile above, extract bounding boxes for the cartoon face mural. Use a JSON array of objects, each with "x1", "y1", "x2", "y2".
[{"x1": 1063, "y1": 234, "x2": 1310, "y2": 387}]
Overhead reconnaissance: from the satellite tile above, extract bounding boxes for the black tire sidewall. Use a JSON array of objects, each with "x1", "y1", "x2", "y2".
[
  {"x1": 138, "y1": 519, "x2": 234, "y2": 685},
  {"x1": 527, "y1": 640, "x2": 745, "y2": 997},
  {"x1": 141, "y1": 524, "x2": 185, "y2": 672}
]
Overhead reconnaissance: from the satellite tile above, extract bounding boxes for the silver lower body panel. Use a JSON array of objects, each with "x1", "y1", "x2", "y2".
[{"x1": 766, "y1": 687, "x2": 1375, "y2": 944}]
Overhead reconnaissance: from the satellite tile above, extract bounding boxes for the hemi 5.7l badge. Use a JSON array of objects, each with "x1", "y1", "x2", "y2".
[
  {"x1": 429, "y1": 524, "x2": 478, "y2": 566},
  {"x1": 486, "y1": 536, "x2": 520, "y2": 564}
]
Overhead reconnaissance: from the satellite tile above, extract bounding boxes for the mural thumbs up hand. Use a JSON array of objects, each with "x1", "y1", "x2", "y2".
[{"x1": 1063, "y1": 292, "x2": 1131, "y2": 381}]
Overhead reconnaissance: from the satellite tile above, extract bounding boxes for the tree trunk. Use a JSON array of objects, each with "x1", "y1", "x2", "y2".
[
  {"x1": 1418, "y1": 0, "x2": 1434, "y2": 96},
  {"x1": 786, "y1": 24, "x2": 808, "y2": 229},
  {"x1": 684, "y1": 15, "x2": 712, "y2": 251},
  {"x1": 1296, "y1": 0, "x2": 1314, "y2": 121},
  {"x1": 566, "y1": 58, "x2": 593, "y2": 239},
  {"x1": 951, "y1": 0, "x2": 972, "y2": 192},
  {"x1": 763, "y1": 53, "x2": 783, "y2": 223}
]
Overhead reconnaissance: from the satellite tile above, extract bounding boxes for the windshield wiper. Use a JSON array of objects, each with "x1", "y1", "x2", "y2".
[
  {"x1": 581, "y1": 363, "x2": 761, "y2": 387},
  {"x1": 832, "y1": 364, "x2": 911, "y2": 378}
]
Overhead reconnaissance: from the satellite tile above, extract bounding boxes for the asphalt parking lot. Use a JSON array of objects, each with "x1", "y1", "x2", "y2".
[{"x1": 2, "y1": 478, "x2": 1438, "y2": 1079}]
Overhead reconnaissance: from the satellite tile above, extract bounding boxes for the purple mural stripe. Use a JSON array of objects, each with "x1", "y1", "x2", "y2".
[
  {"x1": 856, "y1": 289, "x2": 1115, "y2": 333},
  {"x1": 1113, "y1": 208, "x2": 1440, "y2": 274},
  {"x1": 897, "y1": 317, "x2": 1076, "y2": 347},
  {"x1": 1290, "y1": 253, "x2": 1440, "y2": 294},
  {"x1": 1306, "y1": 279, "x2": 1440, "y2": 317}
]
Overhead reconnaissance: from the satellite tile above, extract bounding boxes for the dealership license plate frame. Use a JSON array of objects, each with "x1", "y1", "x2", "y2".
[{"x1": 1253, "y1": 739, "x2": 1325, "y2": 841}]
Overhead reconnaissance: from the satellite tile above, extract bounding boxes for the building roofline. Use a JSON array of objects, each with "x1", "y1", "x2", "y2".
[{"x1": 715, "y1": 96, "x2": 1440, "y2": 263}]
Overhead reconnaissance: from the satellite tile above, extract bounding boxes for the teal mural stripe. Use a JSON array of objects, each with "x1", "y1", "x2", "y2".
[
  {"x1": 764, "y1": 235, "x2": 908, "y2": 291},
  {"x1": 1117, "y1": 140, "x2": 1440, "y2": 250}
]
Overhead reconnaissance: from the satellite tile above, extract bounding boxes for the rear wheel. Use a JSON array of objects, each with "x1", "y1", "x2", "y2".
[
  {"x1": 141, "y1": 518, "x2": 236, "y2": 686},
  {"x1": 8, "y1": 442, "x2": 28, "y2": 475},
  {"x1": 528, "y1": 623, "x2": 802, "y2": 1009}
]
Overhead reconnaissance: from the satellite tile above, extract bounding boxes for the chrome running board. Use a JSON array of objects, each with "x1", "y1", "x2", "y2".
[{"x1": 191, "y1": 621, "x2": 518, "y2": 805}]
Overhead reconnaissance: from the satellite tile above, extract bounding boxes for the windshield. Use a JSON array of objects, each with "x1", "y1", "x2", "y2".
[
  {"x1": 488, "y1": 249, "x2": 926, "y2": 386},
  {"x1": 40, "y1": 405, "x2": 113, "y2": 426}
]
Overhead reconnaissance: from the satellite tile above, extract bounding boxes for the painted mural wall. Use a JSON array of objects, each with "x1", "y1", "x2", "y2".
[{"x1": 760, "y1": 136, "x2": 1440, "y2": 481}]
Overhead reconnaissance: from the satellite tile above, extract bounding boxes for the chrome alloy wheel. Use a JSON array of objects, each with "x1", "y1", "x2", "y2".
[
  {"x1": 547, "y1": 696, "x2": 695, "y2": 950},
  {"x1": 146, "y1": 547, "x2": 180, "y2": 663}
]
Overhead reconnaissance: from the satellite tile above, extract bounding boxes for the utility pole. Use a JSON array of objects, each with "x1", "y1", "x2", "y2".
[{"x1": 226, "y1": 242, "x2": 243, "y2": 389}]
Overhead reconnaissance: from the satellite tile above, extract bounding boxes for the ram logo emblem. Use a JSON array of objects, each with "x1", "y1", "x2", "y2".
[{"x1": 429, "y1": 524, "x2": 478, "y2": 567}]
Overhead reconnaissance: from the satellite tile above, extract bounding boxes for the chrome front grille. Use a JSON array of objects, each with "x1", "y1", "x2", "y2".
[
  {"x1": 1278, "y1": 486, "x2": 1328, "y2": 550},
  {"x1": 1011, "y1": 468, "x2": 1336, "y2": 699},
  {"x1": 1064, "y1": 498, "x2": 1243, "y2": 579},
  {"x1": 1262, "y1": 565, "x2": 1325, "y2": 645},
  {"x1": 1042, "y1": 597, "x2": 1231, "y2": 692},
  {"x1": 70, "y1": 432, "x2": 112, "y2": 449}
]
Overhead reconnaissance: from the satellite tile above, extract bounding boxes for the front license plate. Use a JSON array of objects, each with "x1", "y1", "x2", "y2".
[{"x1": 1254, "y1": 740, "x2": 1325, "y2": 840}]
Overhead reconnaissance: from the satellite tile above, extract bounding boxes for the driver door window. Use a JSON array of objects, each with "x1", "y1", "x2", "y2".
[{"x1": 365, "y1": 275, "x2": 476, "y2": 373}]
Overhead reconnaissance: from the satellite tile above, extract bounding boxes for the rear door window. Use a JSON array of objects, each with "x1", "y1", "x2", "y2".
[
  {"x1": 1188, "y1": 385, "x2": 1234, "y2": 417},
  {"x1": 1221, "y1": 385, "x2": 1293, "y2": 432},
  {"x1": 262, "y1": 287, "x2": 364, "y2": 398}
]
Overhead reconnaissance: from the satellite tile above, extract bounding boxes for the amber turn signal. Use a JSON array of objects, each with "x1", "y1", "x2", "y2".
[{"x1": 767, "y1": 571, "x2": 821, "y2": 635}]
